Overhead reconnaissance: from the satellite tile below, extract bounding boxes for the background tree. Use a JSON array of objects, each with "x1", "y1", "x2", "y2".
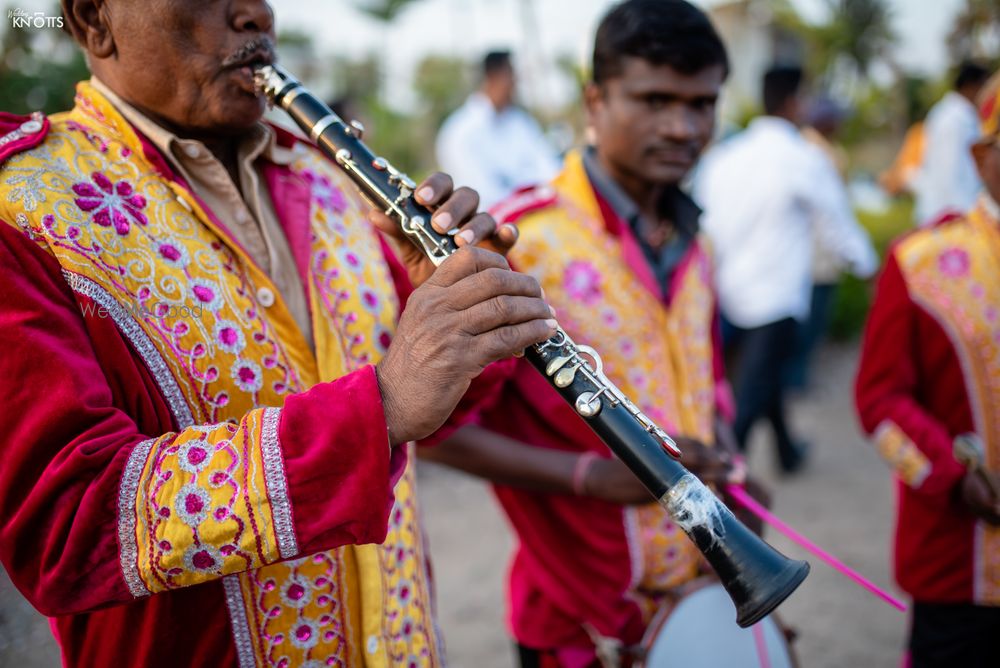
[
  {"x1": 412, "y1": 54, "x2": 470, "y2": 131},
  {"x1": 0, "y1": 3, "x2": 88, "y2": 115},
  {"x1": 948, "y1": 0, "x2": 1000, "y2": 63},
  {"x1": 773, "y1": 0, "x2": 895, "y2": 89}
]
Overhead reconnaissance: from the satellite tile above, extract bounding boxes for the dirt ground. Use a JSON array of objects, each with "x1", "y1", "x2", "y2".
[{"x1": 0, "y1": 342, "x2": 908, "y2": 667}]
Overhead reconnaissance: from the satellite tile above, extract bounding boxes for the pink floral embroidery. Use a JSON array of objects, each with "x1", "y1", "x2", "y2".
[
  {"x1": 938, "y1": 248, "x2": 970, "y2": 278},
  {"x1": 564, "y1": 260, "x2": 602, "y2": 304},
  {"x1": 72, "y1": 172, "x2": 148, "y2": 235},
  {"x1": 231, "y1": 360, "x2": 263, "y2": 393},
  {"x1": 301, "y1": 169, "x2": 348, "y2": 214},
  {"x1": 65, "y1": 120, "x2": 110, "y2": 153}
]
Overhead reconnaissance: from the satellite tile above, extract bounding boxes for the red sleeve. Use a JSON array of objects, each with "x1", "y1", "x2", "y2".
[
  {"x1": 0, "y1": 221, "x2": 396, "y2": 616},
  {"x1": 854, "y1": 252, "x2": 966, "y2": 495}
]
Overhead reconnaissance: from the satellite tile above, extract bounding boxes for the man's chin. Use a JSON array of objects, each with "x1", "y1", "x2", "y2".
[
  {"x1": 645, "y1": 163, "x2": 692, "y2": 185},
  {"x1": 210, "y1": 96, "x2": 267, "y2": 135}
]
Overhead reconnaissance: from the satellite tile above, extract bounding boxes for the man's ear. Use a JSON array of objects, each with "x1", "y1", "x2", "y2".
[
  {"x1": 583, "y1": 82, "x2": 604, "y2": 125},
  {"x1": 62, "y1": 0, "x2": 115, "y2": 59}
]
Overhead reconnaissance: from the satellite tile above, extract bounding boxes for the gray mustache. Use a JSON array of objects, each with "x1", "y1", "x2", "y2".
[{"x1": 222, "y1": 36, "x2": 275, "y2": 68}]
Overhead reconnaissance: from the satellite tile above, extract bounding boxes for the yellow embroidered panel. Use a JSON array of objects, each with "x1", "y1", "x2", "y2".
[
  {"x1": 2, "y1": 85, "x2": 313, "y2": 428},
  {"x1": 872, "y1": 420, "x2": 932, "y2": 489},
  {"x1": 896, "y1": 206, "x2": 1000, "y2": 604},
  {"x1": 225, "y1": 548, "x2": 364, "y2": 668},
  {"x1": 1, "y1": 86, "x2": 311, "y2": 601},
  {"x1": 374, "y1": 458, "x2": 443, "y2": 666},
  {"x1": 510, "y1": 152, "x2": 716, "y2": 608},
  {"x1": 119, "y1": 407, "x2": 294, "y2": 596},
  {"x1": 219, "y1": 148, "x2": 440, "y2": 667}
]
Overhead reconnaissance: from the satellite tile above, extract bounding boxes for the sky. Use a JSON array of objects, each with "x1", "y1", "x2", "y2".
[
  {"x1": 268, "y1": 0, "x2": 969, "y2": 110},
  {"x1": 5, "y1": 0, "x2": 972, "y2": 110},
  {"x1": 268, "y1": 0, "x2": 967, "y2": 73}
]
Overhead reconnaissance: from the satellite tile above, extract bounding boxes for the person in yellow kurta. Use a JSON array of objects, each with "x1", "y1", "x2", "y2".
[
  {"x1": 420, "y1": 2, "x2": 745, "y2": 665},
  {"x1": 0, "y1": 1, "x2": 557, "y2": 666}
]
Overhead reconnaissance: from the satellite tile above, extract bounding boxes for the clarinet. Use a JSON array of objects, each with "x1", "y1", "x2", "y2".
[{"x1": 254, "y1": 64, "x2": 808, "y2": 627}]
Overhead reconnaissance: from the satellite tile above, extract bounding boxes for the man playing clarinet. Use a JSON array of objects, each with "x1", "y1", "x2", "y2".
[
  {"x1": 0, "y1": 1, "x2": 557, "y2": 666},
  {"x1": 421, "y1": 1, "x2": 745, "y2": 665}
]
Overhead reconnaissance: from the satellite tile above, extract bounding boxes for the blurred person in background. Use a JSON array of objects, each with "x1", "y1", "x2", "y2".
[
  {"x1": 436, "y1": 50, "x2": 560, "y2": 209},
  {"x1": 855, "y1": 71, "x2": 1000, "y2": 668},
  {"x1": 913, "y1": 61, "x2": 990, "y2": 226},
  {"x1": 785, "y1": 96, "x2": 851, "y2": 391},
  {"x1": 421, "y1": 2, "x2": 749, "y2": 666},
  {"x1": 880, "y1": 121, "x2": 925, "y2": 198},
  {"x1": 695, "y1": 66, "x2": 877, "y2": 473},
  {"x1": 0, "y1": 0, "x2": 557, "y2": 666}
]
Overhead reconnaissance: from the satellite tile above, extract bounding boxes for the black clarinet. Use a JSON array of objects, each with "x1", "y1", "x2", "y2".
[{"x1": 254, "y1": 64, "x2": 808, "y2": 627}]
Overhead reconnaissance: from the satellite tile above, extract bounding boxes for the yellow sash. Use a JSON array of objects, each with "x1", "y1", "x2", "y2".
[{"x1": 896, "y1": 202, "x2": 1000, "y2": 604}]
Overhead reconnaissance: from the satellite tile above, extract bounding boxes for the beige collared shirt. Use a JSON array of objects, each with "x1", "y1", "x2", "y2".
[{"x1": 91, "y1": 77, "x2": 314, "y2": 349}]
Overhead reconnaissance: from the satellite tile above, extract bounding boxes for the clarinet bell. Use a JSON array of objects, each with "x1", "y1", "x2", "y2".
[{"x1": 701, "y1": 509, "x2": 810, "y2": 627}]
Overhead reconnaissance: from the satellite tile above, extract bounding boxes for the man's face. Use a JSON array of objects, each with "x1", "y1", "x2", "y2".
[
  {"x1": 587, "y1": 58, "x2": 724, "y2": 185},
  {"x1": 86, "y1": 0, "x2": 276, "y2": 136},
  {"x1": 489, "y1": 65, "x2": 516, "y2": 108}
]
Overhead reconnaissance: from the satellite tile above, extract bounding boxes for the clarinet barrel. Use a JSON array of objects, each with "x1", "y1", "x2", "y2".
[{"x1": 254, "y1": 64, "x2": 808, "y2": 628}]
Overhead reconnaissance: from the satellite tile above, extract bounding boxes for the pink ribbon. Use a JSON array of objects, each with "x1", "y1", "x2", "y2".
[
  {"x1": 751, "y1": 622, "x2": 772, "y2": 668},
  {"x1": 725, "y1": 484, "x2": 907, "y2": 613}
]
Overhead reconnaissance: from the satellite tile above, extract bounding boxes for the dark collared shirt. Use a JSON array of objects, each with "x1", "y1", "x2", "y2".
[{"x1": 582, "y1": 146, "x2": 701, "y2": 294}]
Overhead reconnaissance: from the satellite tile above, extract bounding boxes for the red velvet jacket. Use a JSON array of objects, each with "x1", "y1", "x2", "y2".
[{"x1": 855, "y1": 210, "x2": 1000, "y2": 605}]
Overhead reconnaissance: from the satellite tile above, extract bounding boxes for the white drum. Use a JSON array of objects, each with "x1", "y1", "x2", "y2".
[{"x1": 636, "y1": 578, "x2": 796, "y2": 668}]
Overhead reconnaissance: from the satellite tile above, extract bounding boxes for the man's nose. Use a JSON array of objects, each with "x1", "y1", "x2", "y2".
[
  {"x1": 231, "y1": 0, "x2": 275, "y2": 34},
  {"x1": 656, "y1": 106, "x2": 698, "y2": 142}
]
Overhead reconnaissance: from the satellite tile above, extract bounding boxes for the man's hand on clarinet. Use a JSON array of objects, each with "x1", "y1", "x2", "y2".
[
  {"x1": 376, "y1": 247, "x2": 556, "y2": 446},
  {"x1": 675, "y1": 436, "x2": 739, "y2": 488},
  {"x1": 367, "y1": 172, "x2": 519, "y2": 287}
]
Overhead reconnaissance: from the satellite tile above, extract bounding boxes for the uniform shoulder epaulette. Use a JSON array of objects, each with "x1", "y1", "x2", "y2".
[
  {"x1": 0, "y1": 111, "x2": 49, "y2": 166},
  {"x1": 890, "y1": 210, "x2": 968, "y2": 260},
  {"x1": 489, "y1": 183, "x2": 558, "y2": 226}
]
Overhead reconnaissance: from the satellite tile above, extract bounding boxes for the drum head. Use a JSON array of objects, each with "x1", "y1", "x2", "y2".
[{"x1": 641, "y1": 583, "x2": 793, "y2": 668}]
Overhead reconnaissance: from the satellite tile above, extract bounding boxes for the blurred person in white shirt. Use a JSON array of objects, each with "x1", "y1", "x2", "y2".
[
  {"x1": 694, "y1": 65, "x2": 877, "y2": 473},
  {"x1": 786, "y1": 96, "x2": 850, "y2": 391},
  {"x1": 436, "y1": 50, "x2": 560, "y2": 209},
  {"x1": 914, "y1": 62, "x2": 990, "y2": 226}
]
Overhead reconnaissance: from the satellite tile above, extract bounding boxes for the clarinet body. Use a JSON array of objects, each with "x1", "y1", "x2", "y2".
[{"x1": 254, "y1": 64, "x2": 808, "y2": 627}]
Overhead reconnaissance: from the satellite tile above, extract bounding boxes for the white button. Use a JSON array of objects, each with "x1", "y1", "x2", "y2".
[
  {"x1": 366, "y1": 635, "x2": 379, "y2": 654},
  {"x1": 183, "y1": 144, "x2": 202, "y2": 159},
  {"x1": 256, "y1": 287, "x2": 275, "y2": 307},
  {"x1": 20, "y1": 120, "x2": 42, "y2": 134},
  {"x1": 235, "y1": 209, "x2": 252, "y2": 225}
]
